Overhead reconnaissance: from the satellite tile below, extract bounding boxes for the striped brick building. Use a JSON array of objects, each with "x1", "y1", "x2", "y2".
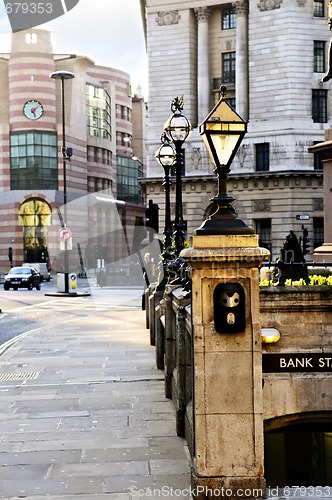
[{"x1": 0, "y1": 29, "x2": 144, "y2": 274}]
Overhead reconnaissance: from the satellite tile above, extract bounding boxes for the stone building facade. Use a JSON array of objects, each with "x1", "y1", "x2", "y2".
[
  {"x1": 140, "y1": 0, "x2": 330, "y2": 259},
  {"x1": 0, "y1": 28, "x2": 145, "y2": 274}
]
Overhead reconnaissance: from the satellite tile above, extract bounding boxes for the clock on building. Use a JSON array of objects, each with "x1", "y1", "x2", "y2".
[{"x1": 23, "y1": 100, "x2": 44, "y2": 120}]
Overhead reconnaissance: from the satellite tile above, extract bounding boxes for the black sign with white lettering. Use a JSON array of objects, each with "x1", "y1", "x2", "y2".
[{"x1": 263, "y1": 353, "x2": 332, "y2": 373}]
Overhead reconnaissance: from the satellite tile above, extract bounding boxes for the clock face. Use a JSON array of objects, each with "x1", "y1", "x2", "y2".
[{"x1": 23, "y1": 100, "x2": 44, "y2": 120}]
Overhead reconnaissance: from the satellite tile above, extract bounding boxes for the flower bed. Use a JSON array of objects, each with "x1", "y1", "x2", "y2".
[{"x1": 260, "y1": 274, "x2": 332, "y2": 287}]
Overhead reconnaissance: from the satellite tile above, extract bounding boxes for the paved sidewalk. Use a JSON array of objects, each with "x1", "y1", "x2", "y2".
[{"x1": 0, "y1": 292, "x2": 191, "y2": 499}]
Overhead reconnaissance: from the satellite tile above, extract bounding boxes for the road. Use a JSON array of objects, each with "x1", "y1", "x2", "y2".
[{"x1": 0, "y1": 274, "x2": 144, "y2": 348}]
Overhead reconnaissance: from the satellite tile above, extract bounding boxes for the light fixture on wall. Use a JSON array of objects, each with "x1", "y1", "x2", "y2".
[{"x1": 261, "y1": 327, "x2": 280, "y2": 344}]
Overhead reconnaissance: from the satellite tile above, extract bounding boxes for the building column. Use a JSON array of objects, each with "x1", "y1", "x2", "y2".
[
  {"x1": 234, "y1": 0, "x2": 249, "y2": 121},
  {"x1": 195, "y1": 7, "x2": 210, "y2": 124}
]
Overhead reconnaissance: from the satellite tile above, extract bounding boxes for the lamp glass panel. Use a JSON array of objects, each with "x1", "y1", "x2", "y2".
[
  {"x1": 209, "y1": 133, "x2": 241, "y2": 167},
  {"x1": 155, "y1": 144, "x2": 176, "y2": 167},
  {"x1": 166, "y1": 114, "x2": 190, "y2": 142}
]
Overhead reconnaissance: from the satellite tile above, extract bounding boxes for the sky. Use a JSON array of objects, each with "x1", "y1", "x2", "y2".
[{"x1": 0, "y1": 0, "x2": 148, "y2": 97}]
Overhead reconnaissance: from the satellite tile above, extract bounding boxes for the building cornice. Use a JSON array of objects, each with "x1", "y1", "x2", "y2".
[{"x1": 140, "y1": 170, "x2": 323, "y2": 184}]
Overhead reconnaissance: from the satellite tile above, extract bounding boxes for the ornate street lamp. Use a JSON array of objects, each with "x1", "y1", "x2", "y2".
[
  {"x1": 50, "y1": 70, "x2": 75, "y2": 293},
  {"x1": 195, "y1": 86, "x2": 253, "y2": 235},
  {"x1": 163, "y1": 96, "x2": 191, "y2": 256},
  {"x1": 155, "y1": 132, "x2": 176, "y2": 266}
]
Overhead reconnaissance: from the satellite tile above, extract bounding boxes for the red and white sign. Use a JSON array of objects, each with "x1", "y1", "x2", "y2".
[{"x1": 58, "y1": 227, "x2": 72, "y2": 241}]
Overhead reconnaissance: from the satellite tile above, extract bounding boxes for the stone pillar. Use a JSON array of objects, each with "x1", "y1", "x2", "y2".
[
  {"x1": 195, "y1": 7, "x2": 210, "y2": 124},
  {"x1": 181, "y1": 234, "x2": 269, "y2": 500},
  {"x1": 234, "y1": 0, "x2": 249, "y2": 121},
  {"x1": 309, "y1": 133, "x2": 332, "y2": 262}
]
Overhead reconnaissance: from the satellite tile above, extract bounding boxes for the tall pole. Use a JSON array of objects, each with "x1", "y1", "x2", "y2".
[
  {"x1": 155, "y1": 134, "x2": 176, "y2": 283},
  {"x1": 61, "y1": 76, "x2": 69, "y2": 293},
  {"x1": 173, "y1": 143, "x2": 185, "y2": 257},
  {"x1": 162, "y1": 162, "x2": 172, "y2": 258},
  {"x1": 163, "y1": 96, "x2": 191, "y2": 260},
  {"x1": 50, "y1": 70, "x2": 75, "y2": 294}
]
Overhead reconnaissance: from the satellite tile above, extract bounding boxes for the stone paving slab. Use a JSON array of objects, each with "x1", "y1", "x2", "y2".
[{"x1": 0, "y1": 300, "x2": 191, "y2": 499}]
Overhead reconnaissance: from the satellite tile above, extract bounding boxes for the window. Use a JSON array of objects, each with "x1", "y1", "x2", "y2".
[
  {"x1": 255, "y1": 143, "x2": 270, "y2": 172},
  {"x1": 26, "y1": 33, "x2": 37, "y2": 44},
  {"x1": 222, "y1": 7, "x2": 236, "y2": 30},
  {"x1": 222, "y1": 52, "x2": 236, "y2": 83},
  {"x1": 255, "y1": 219, "x2": 272, "y2": 253},
  {"x1": 10, "y1": 132, "x2": 58, "y2": 190},
  {"x1": 117, "y1": 156, "x2": 144, "y2": 204},
  {"x1": 313, "y1": 217, "x2": 324, "y2": 248},
  {"x1": 312, "y1": 89, "x2": 328, "y2": 123},
  {"x1": 117, "y1": 133, "x2": 131, "y2": 147},
  {"x1": 313, "y1": 0, "x2": 324, "y2": 17},
  {"x1": 314, "y1": 41, "x2": 325, "y2": 73},
  {"x1": 86, "y1": 84, "x2": 112, "y2": 140},
  {"x1": 226, "y1": 97, "x2": 236, "y2": 110}
]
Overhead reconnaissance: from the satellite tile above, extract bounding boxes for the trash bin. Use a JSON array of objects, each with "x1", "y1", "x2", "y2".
[{"x1": 57, "y1": 273, "x2": 65, "y2": 292}]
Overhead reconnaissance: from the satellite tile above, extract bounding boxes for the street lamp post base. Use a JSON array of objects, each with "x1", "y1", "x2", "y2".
[{"x1": 195, "y1": 195, "x2": 254, "y2": 236}]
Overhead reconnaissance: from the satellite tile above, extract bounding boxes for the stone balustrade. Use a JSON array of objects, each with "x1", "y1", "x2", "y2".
[{"x1": 147, "y1": 283, "x2": 332, "y2": 459}]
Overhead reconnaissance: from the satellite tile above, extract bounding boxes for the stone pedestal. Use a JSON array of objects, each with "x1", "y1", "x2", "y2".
[{"x1": 181, "y1": 235, "x2": 269, "y2": 500}]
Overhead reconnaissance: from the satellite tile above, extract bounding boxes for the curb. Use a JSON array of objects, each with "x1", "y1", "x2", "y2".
[
  {"x1": 0, "y1": 327, "x2": 41, "y2": 357},
  {"x1": 44, "y1": 291, "x2": 91, "y2": 297}
]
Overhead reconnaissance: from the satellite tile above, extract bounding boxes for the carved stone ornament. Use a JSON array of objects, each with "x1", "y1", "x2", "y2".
[
  {"x1": 156, "y1": 11, "x2": 181, "y2": 26},
  {"x1": 233, "y1": 0, "x2": 249, "y2": 15},
  {"x1": 257, "y1": 0, "x2": 282, "y2": 11},
  {"x1": 296, "y1": 0, "x2": 306, "y2": 6},
  {"x1": 194, "y1": 7, "x2": 210, "y2": 21},
  {"x1": 253, "y1": 200, "x2": 271, "y2": 212},
  {"x1": 191, "y1": 147, "x2": 202, "y2": 170},
  {"x1": 313, "y1": 198, "x2": 324, "y2": 211}
]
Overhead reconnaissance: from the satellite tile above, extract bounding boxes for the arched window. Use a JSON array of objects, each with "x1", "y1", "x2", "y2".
[{"x1": 18, "y1": 198, "x2": 52, "y2": 263}]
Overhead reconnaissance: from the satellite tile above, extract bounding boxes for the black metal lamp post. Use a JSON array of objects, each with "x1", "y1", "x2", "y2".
[
  {"x1": 155, "y1": 132, "x2": 176, "y2": 269},
  {"x1": 195, "y1": 86, "x2": 253, "y2": 235},
  {"x1": 163, "y1": 97, "x2": 191, "y2": 256},
  {"x1": 50, "y1": 70, "x2": 75, "y2": 293}
]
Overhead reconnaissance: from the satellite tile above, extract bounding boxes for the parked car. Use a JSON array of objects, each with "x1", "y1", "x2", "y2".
[
  {"x1": 3, "y1": 266, "x2": 41, "y2": 290},
  {"x1": 23, "y1": 262, "x2": 51, "y2": 282}
]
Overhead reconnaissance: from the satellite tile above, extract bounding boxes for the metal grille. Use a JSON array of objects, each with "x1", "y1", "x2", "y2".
[
  {"x1": 22, "y1": 348, "x2": 54, "y2": 353},
  {"x1": 0, "y1": 372, "x2": 40, "y2": 382}
]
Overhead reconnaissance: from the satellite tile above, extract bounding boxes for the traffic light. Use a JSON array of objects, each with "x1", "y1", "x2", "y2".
[
  {"x1": 95, "y1": 244, "x2": 103, "y2": 260},
  {"x1": 145, "y1": 200, "x2": 159, "y2": 233},
  {"x1": 8, "y1": 246, "x2": 12, "y2": 266},
  {"x1": 302, "y1": 228, "x2": 310, "y2": 255}
]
